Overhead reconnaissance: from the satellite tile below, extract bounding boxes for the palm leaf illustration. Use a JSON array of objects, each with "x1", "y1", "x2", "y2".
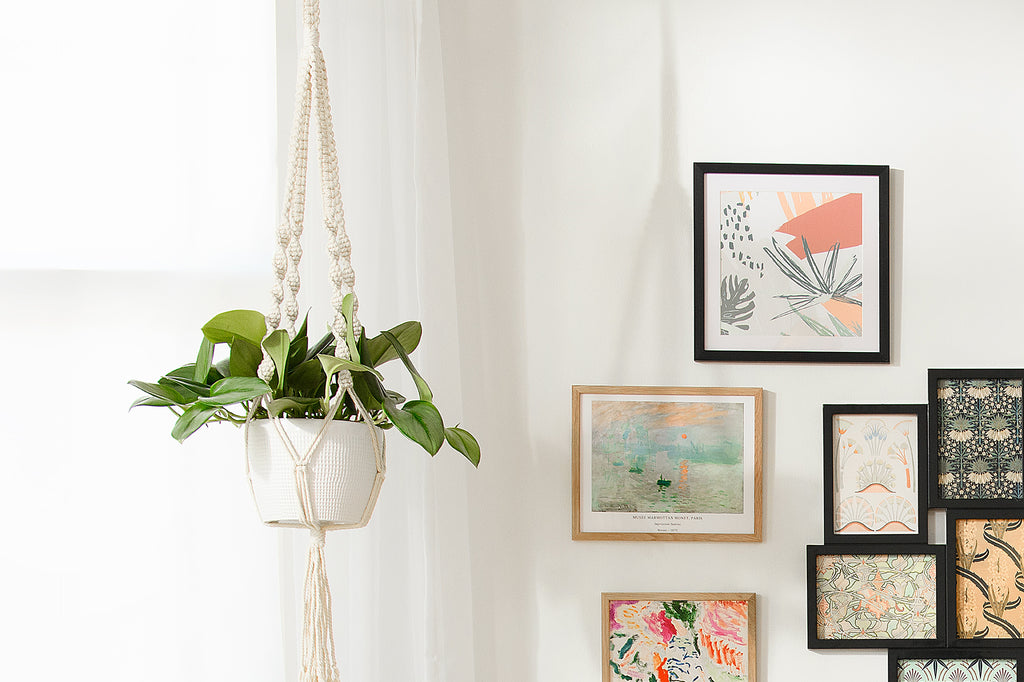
[
  {"x1": 763, "y1": 236, "x2": 862, "y2": 320},
  {"x1": 720, "y1": 275, "x2": 755, "y2": 333}
]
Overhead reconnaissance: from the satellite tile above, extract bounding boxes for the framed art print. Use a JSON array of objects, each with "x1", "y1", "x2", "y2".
[
  {"x1": 572, "y1": 386, "x2": 763, "y2": 541},
  {"x1": 889, "y1": 648, "x2": 1024, "y2": 682},
  {"x1": 603, "y1": 592, "x2": 756, "y2": 682},
  {"x1": 694, "y1": 162, "x2": 890, "y2": 363},
  {"x1": 807, "y1": 544, "x2": 946, "y2": 649},
  {"x1": 929, "y1": 369, "x2": 1024, "y2": 508},
  {"x1": 823, "y1": 404, "x2": 928, "y2": 544},
  {"x1": 947, "y1": 509, "x2": 1024, "y2": 645}
]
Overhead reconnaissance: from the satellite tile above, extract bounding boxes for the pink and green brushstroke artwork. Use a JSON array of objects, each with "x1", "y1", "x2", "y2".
[{"x1": 607, "y1": 597, "x2": 750, "y2": 682}]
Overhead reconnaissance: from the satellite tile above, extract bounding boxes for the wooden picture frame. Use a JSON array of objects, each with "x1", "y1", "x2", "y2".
[
  {"x1": 694, "y1": 162, "x2": 890, "y2": 363},
  {"x1": 929, "y1": 369, "x2": 1024, "y2": 509},
  {"x1": 823, "y1": 404, "x2": 928, "y2": 544},
  {"x1": 947, "y1": 509, "x2": 1024, "y2": 646},
  {"x1": 807, "y1": 544, "x2": 946, "y2": 649},
  {"x1": 888, "y1": 647, "x2": 1024, "y2": 682},
  {"x1": 603, "y1": 592, "x2": 756, "y2": 682},
  {"x1": 572, "y1": 386, "x2": 763, "y2": 541}
]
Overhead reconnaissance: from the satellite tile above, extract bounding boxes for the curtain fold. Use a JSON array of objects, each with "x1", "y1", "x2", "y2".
[{"x1": 275, "y1": 1, "x2": 475, "y2": 679}]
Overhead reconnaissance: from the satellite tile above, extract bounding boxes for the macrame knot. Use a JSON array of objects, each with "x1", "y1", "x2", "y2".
[{"x1": 310, "y1": 526, "x2": 326, "y2": 547}]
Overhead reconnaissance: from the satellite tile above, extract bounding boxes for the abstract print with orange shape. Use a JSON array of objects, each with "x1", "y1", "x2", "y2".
[{"x1": 718, "y1": 190, "x2": 864, "y2": 339}]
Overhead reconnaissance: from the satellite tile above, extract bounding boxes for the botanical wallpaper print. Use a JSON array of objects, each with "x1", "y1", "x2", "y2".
[
  {"x1": 718, "y1": 190, "x2": 863, "y2": 338},
  {"x1": 833, "y1": 414, "x2": 919, "y2": 535},
  {"x1": 607, "y1": 598, "x2": 749, "y2": 682},
  {"x1": 955, "y1": 518, "x2": 1024, "y2": 639},
  {"x1": 937, "y1": 379, "x2": 1024, "y2": 501},
  {"x1": 897, "y1": 658, "x2": 1016, "y2": 682},
  {"x1": 590, "y1": 400, "x2": 745, "y2": 514},
  {"x1": 815, "y1": 553, "x2": 937, "y2": 640}
]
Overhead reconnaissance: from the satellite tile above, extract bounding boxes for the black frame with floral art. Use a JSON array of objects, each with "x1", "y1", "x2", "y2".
[
  {"x1": 807, "y1": 544, "x2": 946, "y2": 650},
  {"x1": 694, "y1": 162, "x2": 890, "y2": 363},
  {"x1": 823, "y1": 404, "x2": 928, "y2": 545},
  {"x1": 888, "y1": 647, "x2": 1024, "y2": 682},
  {"x1": 929, "y1": 369, "x2": 1024, "y2": 509},
  {"x1": 946, "y1": 509, "x2": 1024, "y2": 647}
]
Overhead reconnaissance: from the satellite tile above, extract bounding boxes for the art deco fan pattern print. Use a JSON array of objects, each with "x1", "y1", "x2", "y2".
[
  {"x1": 833, "y1": 414, "x2": 919, "y2": 535},
  {"x1": 815, "y1": 553, "x2": 938, "y2": 640},
  {"x1": 954, "y1": 518, "x2": 1024, "y2": 640},
  {"x1": 937, "y1": 379, "x2": 1024, "y2": 501},
  {"x1": 897, "y1": 658, "x2": 1017, "y2": 682}
]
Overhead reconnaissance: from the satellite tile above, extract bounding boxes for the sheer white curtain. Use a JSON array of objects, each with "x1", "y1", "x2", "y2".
[{"x1": 274, "y1": 2, "x2": 475, "y2": 680}]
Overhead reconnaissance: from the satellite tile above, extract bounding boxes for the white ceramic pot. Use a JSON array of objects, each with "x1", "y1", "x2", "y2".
[{"x1": 245, "y1": 418, "x2": 386, "y2": 529}]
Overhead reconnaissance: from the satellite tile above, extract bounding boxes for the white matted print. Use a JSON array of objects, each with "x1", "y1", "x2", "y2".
[
  {"x1": 695, "y1": 163, "x2": 889, "y2": 363},
  {"x1": 824, "y1": 404, "x2": 928, "y2": 544},
  {"x1": 572, "y1": 386, "x2": 763, "y2": 541}
]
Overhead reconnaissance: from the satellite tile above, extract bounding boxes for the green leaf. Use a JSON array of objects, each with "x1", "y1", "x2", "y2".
[
  {"x1": 200, "y1": 376, "x2": 271, "y2": 406},
  {"x1": 164, "y1": 364, "x2": 197, "y2": 380},
  {"x1": 229, "y1": 338, "x2": 262, "y2": 378},
  {"x1": 171, "y1": 404, "x2": 221, "y2": 442},
  {"x1": 341, "y1": 293, "x2": 360, "y2": 363},
  {"x1": 201, "y1": 310, "x2": 267, "y2": 347},
  {"x1": 194, "y1": 336, "x2": 214, "y2": 383},
  {"x1": 267, "y1": 397, "x2": 321, "y2": 418},
  {"x1": 317, "y1": 354, "x2": 384, "y2": 382},
  {"x1": 287, "y1": 358, "x2": 326, "y2": 397},
  {"x1": 364, "y1": 321, "x2": 422, "y2": 367},
  {"x1": 382, "y1": 396, "x2": 444, "y2": 455},
  {"x1": 380, "y1": 329, "x2": 432, "y2": 402},
  {"x1": 129, "y1": 396, "x2": 175, "y2": 409},
  {"x1": 262, "y1": 329, "x2": 290, "y2": 391},
  {"x1": 444, "y1": 427, "x2": 480, "y2": 467},
  {"x1": 304, "y1": 329, "x2": 336, "y2": 363},
  {"x1": 287, "y1": 313, "x2": 310, "y2": 369},
  {"x1": 350, "y1": 371, "x2": 383, "y2": 413},
  {"x1": 213, "y1": 358, "x2": 231, "y2": 378},
  {"x1": 159, "y1": 375, "x2": 209, "y2": 398},
  {"x1": 128, "y1": 379, "x2": 194, "y2": 406}
]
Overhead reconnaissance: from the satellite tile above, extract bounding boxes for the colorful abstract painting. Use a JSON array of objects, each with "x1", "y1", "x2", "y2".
[
  {"x1": 897, "y1": 658, "x2": 1017, "y2": 682},
  {"x1": 815, "y1": 553, "x2": 938, "y2": 640},
  {"x1": 936, "y1": 379, "x2": 1024, "y2": 501},
  {"x1": 954, "y1": 518, "x2": 1024, "y2": 640},
  {"x1": 833, "y1": 414, "x2": 919, "y2": 535},
  {"x1": 718, "y1": 190, "x2": 864, "y2": 338},
  {"x1": 590, "y1": 399, "x2": 745, "y2": 514},
  {"x1": 604, "y1": 595, "x2": 752, "y2": 682}
]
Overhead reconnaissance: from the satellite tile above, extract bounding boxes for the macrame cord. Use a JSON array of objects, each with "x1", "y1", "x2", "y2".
[{"x1": 244, "y1": 1, "x2": 385, "y2": 680}]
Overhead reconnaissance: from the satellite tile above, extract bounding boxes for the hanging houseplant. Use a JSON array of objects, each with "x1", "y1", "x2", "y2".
[{"x1": 128, "y1": 2, "x2": 478, "y2": 680}]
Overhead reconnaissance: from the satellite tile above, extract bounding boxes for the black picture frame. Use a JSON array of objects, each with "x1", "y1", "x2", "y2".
[
  {"x1": 888, "y1": 647, "x2": 1024, "y2": 682},
  {"x1": 928, "y1": 369, "x2": 1024, "y2": 509},
  {"x1": 807, "y1": 543, "x2": 946, "y2": 650},
  {"x1": 694, "y1": 162, "x2": 890, "y2": 363},
  {"x1": 946, "y1": 509, "x2": 1024, "y2": 646},
  {"x1": 823, "y1": 404, "x2": 928, "y2": 544}
]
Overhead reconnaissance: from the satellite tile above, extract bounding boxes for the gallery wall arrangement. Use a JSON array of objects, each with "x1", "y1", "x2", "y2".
[
  {"x1": 579, "y1": 162, "x2": 1024, "y2": 681},
  {"x1": 807, "y1": 370, "x2": 1024, "y2": 681}
]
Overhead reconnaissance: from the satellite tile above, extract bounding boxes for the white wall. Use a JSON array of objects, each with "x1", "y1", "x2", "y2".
[{"x1": 438, "y1": 0, "x2": 1024, "y2": 680}]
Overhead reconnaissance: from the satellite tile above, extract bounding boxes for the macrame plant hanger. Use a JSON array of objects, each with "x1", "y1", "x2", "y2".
[{"x1": 244, "y1": 1, "x2": 385, "y2": 680}]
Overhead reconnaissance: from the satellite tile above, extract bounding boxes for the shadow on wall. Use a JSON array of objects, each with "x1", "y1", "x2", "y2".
[{"x1": 611, "y1": 0, "x2": 690, "y2": 382}]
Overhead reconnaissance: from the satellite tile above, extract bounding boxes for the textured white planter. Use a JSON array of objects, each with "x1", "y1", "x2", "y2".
[{"x1": 245, "y1": 418, "x2": 386, "y2": 529}]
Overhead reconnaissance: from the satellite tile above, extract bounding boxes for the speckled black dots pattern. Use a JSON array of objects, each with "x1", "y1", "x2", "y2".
[{"x1": 720, "y1": 201, "x2": 765, "y2": 278}]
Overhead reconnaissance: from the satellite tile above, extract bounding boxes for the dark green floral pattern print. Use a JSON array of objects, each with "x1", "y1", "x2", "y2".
[{"x1": 937, "y1": 378, "x2": 1024, "y2": 500}]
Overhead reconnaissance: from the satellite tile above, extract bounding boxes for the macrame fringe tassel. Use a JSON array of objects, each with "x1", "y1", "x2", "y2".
[{"x1": 301, "y1": 529, "x2": 341, "y2": 682}]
